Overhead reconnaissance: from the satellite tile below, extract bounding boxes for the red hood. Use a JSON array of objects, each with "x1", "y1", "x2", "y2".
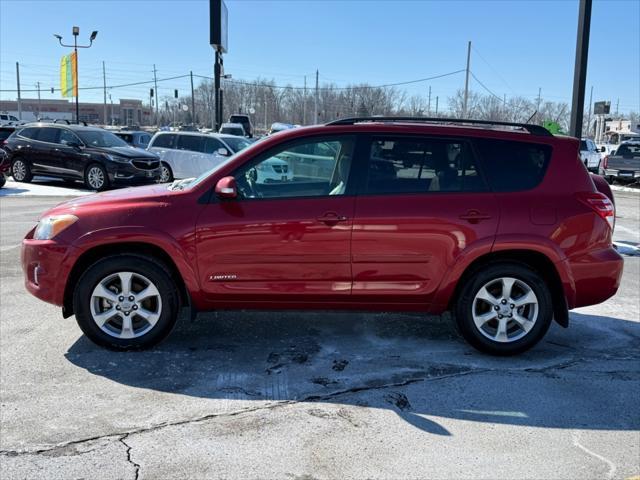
[{"x1": 46, "y1": 183, "x2": 174, "y2": 217}]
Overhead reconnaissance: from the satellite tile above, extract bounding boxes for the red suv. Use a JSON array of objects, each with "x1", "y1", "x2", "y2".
[{"x1": 21, "y1": 118, "x2": 623, "y2": 355}]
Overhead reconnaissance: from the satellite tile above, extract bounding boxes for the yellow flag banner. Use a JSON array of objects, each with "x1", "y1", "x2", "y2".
[{"x1": 60, "y1": 52, "x2": 77, "y2": 98}]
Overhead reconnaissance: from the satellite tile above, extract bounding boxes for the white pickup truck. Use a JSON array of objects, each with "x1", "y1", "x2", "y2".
[{"x1": 580, "y1": 138, "x2": 601, "y2": 173}]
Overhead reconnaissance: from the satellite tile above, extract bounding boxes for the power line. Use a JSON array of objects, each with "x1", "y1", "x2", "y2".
[
  {"x1": 0, "y1": 74, "x2": 191, "y2": 93},
  {"x1": 469, "y1": 71, "x2": 504, "y2": 102}
]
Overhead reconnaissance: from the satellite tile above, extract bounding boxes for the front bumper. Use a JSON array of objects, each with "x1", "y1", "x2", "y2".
[
  {"x1": 105, "y1": 162, "x2": 161, "y2": 185},
  {"x1": 21, "y1": 236, "x2": 75, "y2": 306},
  {"x1": 605, "y1": 169, "x2": 640, "y2": 179}
]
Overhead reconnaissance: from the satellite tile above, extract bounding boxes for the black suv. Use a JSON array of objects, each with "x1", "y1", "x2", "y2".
[
  {"x1": 5, "y1": 124, "x2": 161, "y2": 190},
  {"x1": 229, "y1": 114, "x2": 253, "y2": 138}
]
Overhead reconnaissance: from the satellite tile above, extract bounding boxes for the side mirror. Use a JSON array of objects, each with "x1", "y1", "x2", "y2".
[
  {"x1": 67, "y1": 141, "x2": 82, "y2": 149},
  {"x1": 217, "y1": 147, "x2": 230, "y2": 157},
  {"x1": 600, "y1": 147, "x2": 607, "y2": 153},
  {"x1": 215, "y1": 176, "x2": 238, "y2": 199}
]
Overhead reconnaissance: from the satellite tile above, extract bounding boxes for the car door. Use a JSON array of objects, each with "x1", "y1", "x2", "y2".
[
  {"x1": 55, "y1": 128, "x2": 88, "y2": 179},
  {"x1": 203, "y1": 137, "x2": 229, "y2": 171},
  {"x1": 30, "y1": 127, "x2": 61, "y2": 175},
  {"x1": 175, "y1": 134, "x2": 207, "y2": 178},
  {"x1": 195, "y1": 135, "x2": 357, "y2": 304},
  {"x1": 350, "y1": 135, "x2": 499, "y2": 305}
]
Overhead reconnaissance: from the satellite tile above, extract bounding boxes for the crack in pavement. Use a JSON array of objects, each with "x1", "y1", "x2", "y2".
[
  {"x1": 119, "y1": 434, "x2": 141, "y2": 480},
  {"x1": 1, "y1": 355, "x2": 631, "y2": 459}
]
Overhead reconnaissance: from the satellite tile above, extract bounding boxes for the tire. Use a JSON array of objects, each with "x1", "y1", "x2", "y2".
[
  {"x1": 84, "y1": 163, "x2": 109, "y2": 191},
  {"x1": 72, "y1": 254, "x2": 180, "y2": 350},
  {"x1": 605, "y1": 175, "x2": 615, "y2": 185},
  {"x1": 454, "y1": 262, "x2": 553, "y2": 356},
  {"x1": 11, "y1": 158, "x2": 32, "y2": 183},
  {"x1": 0, "y1": 174, "x2": 5, "y2": 188},
  {"x1": 159, "y1": 162, "x2": 173, "y2": 183}
]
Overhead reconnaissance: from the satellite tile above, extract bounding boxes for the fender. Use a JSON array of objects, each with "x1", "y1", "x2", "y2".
[{"x1": 69, "y1": 226, "x2": 204, "y2": 308}]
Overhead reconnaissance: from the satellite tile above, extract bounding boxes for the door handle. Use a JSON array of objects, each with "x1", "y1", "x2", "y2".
[
  {"x1": 459, "y1": 210, "x2": 492, "y2": 223},
  {"x1": 317, "y1": 212, "x2": 348, "y2": 224}
]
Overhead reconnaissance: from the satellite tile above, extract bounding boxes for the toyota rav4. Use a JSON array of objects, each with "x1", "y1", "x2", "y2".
[{"x1": 21, "y1": 117, "x2": 623, "y2": 355}]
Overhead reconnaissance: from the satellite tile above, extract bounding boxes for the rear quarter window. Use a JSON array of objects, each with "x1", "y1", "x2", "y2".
[
  {"x1": 18, "y1": 127, "x2": 38, "y2": 139},
  {"x1": 474, "y1": 139, "x2": 551, "y2": 192}
]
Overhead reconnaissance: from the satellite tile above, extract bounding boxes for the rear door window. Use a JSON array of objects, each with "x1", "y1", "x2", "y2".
[
  {"x1": 203, "y1": 137, "x2": 224, "y2": 154},
  {"x1": 177, "y1": 135, "x2": 205, "y2": 153},
  {"x1": 150, "y1": 133, "x2": 176, "y2": 149},
  {"x1": 363, "y1": 137, "x2": 486, "y2": 194},
  {"x1": 35, "y1": 127, "x2": 61, "y2": 144},
  {"x1": 18, "y1": 127, "x2": 39, "y2": 139},
  {"x1": 474, "y1": 139, "x2": 551, "y2": 192}
]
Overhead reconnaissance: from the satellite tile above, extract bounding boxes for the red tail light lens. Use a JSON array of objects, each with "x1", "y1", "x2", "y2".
[
  {"x1": 576, "y1": 192, "x2": 615, "y2": 230},
  {"x1": 603, "y1": 155, "x2": 609, "y2": 169}
]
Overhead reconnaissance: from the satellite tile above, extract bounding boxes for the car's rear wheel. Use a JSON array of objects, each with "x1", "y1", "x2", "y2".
[
  {"x1": 0, "y1": 174, "x2": 5, "y2": 188},
  {"x1": 11, "y1": 158, "x2": 32, "y2": 183},
  {"x1": 159, "y1": 162, "x2": 173, "y2": 183},
  {"x1": 454, "y1": 263, "x2": 553, "y2": 356},
  {"x1": 84, "y1": 163, "x2": 109, "y2": 191},
  {"x1": 73, "y1": 255, "x2": 180, "y2": 350}
]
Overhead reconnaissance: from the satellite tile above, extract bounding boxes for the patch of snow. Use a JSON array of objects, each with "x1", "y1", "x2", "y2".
[
  {"x1": 0, "y1": 177, "x2": 92, "y2": 197},
  {"x1": 610, "y1": 184, "x2": 639, "y2": 193}
]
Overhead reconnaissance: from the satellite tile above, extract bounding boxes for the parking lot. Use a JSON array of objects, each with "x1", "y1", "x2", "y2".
[{"x1": 0, "y1": 186, "x2": 639, "y2": 479}]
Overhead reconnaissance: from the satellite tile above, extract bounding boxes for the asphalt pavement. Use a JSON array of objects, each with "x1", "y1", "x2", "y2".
[{"x1": 0, "y1": 189, "x2": 638, "y2": 480}]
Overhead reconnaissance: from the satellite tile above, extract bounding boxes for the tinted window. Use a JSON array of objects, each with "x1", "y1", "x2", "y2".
[
  {"x1": 116, "y1": 133, "x2": 134, "y2": 144},
  {"x1": 36, "y1": 127, "x2": 61, "y2": 144},
  {"x1": 580, "y1": 140, "x2": 588, "y2": 150},
  {"x1": 151, "y1": 134, "x2": 176, "y2": 149},
  {"x1": 139, "y1": 134, "x2": 151, "y2": 145},
  {"x1": 233, "y1": 137, "x2": 355, "y2": 199},
  {"x1": 177, "y1": 135, "x2": 205, "y2": 153},
  {"x1": 59, "y1": 129, "x2": 81, "y2": 145},
  {"x1": 203, "y1": 137, "x2": 224, "y2": 154},
  {"x1": 364, "y1": 137, "x2": 485, "y2": 194},
  {"x1": 616, "y1": 144, "x2": 640, "y2": 157},
  {"x1": 18, "y1": 127, "x2": 38, "y2": 139},
  {"x1": 474, "y1": 139, "x2": 551, "y2": 192}
]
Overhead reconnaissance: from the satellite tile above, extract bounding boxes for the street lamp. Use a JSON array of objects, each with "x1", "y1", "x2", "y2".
[{"x1": 53, "y1": 27, "x2": 98, "y2": 124}]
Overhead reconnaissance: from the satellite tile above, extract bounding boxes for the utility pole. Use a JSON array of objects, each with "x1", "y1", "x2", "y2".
[
  {"x1": 569, "y1": 0, "x2": 592, "y2": 138},
  {"x1": 615, "y1": 98, "x2": 619, "y2": 116},
  {"x1": 102, "y1": 61, "x2": 107, "y2": 126},
  {"x1": 463, "y1": 41, "x2": 471, "y2": 118},
  {"x1": 190, "y1": 71, "x2": 196, "y2": 125},
  {"x1": 503, "y1": 93, "x2": 507, "y2": 119},
  {"x1": 435, "y1": 96, "x2": 439, "y2": 116},
  {"x1": 427, "y1": 85, "x2": 431, "y2": 115},
  {"x1": 263, "y1": 90, "x2": 267, "y2": 131},
  {"x1": 314, "y1": 69, "x2": 319, "y2": 123},
  {"x1": 587, "y1": 85, "x2": 593, "y2": 136},
  {"x1": 214, "y1": 50, "x2": 222, "y2": 130},
  {"x1": 16, "y1": 62, "x2": 22, "y2": 120},
  {"x1": 153, "y1": 64, "x2": 159, "y2": 126},
  {"x1": 35, "y1": 81, "x2": 41, "y2": 118},
  {"x1": 303, "y1": 76, "x2": 307, "y2": 125},
  {"x1": 536, "y1": 87, "x2": 542, "y2": 123}
]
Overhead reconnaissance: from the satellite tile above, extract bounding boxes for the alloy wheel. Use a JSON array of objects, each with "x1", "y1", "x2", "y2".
[
  {"x1": 159, "y1": 165, "x2": 171, "y2": 183},
  {"x1": 12, "y1": 160, "x2": 27, "y2": 181},
  {"x1": 471, "y1": 277, "x2": 538, "y2": 343},
  {"x1": 87, "y1": 166, "x2": 105, "y2": 189},
  {"x1": 90, "y1": 271, "x2": 163, "y2": 339}
]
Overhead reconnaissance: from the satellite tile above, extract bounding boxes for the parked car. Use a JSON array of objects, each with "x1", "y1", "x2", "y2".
[
  {"x1": 229, "y1": 114, "x2": 253, "y2": 138},
  {"x1": 0, "y1": 148, "x2": 9, "y2": 187},
  {"x1": 219, "y1": 122, "x2": 246, "y2": 137},
  {"x1": 580, "y1": 138, "x2": 601, "y2": 173},
  {"x1": 21, "y1": 117, "x2": 622, "y2": 355},
  {"x1": 603, "y1": 141, "x2": 640, "y2": 183},
  {"x1": 148, "y1": 131, "x2": 247, "y2": 182},
  {"x1": 4, "y1": 123, "x2": 161, "y2": 190},
  {"x1": 269, "y1": 122, "x2": 295, "y2": 135},
  {"x1": 114, "y1": 131, "x2": 153, "y2": 149},
  {"x1": 0, "y1": 113, "x2": 20, "y2": 126}
]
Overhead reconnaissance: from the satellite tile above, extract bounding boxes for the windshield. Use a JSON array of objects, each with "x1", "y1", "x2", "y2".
[
  {"x1": 222, "y1": 137, "x2": 251, "y2": 153},
  {"x1": 78, "y1": 130, "x2": 129, "y2": 148},
  {"x1": 616, "y1": 144, "x2": 640, "y2": 157},
  {"x1": 222, "y1": 127, "x2": 245, "y2": 136}
]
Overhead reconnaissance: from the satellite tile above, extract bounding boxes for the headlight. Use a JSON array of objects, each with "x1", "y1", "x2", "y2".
[
  {"x1": 105, "y1": 154, "x2": 130, "y2": 163},
  {"x1": 33, "y1": 215, "x2": 78, "y2": 240}
]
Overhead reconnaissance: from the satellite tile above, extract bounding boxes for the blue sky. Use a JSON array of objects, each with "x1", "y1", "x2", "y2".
[{"x1": 1, "y1": 0, "x2": 638, "y2": 113}]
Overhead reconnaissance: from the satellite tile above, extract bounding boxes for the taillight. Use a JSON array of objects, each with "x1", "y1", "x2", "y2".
[
  {"x1": 576, "y1": 192, "x2": 615, "y2": 230},
  {"x1": 603, "y1": 155, "x2": 609, "y2": 169}
]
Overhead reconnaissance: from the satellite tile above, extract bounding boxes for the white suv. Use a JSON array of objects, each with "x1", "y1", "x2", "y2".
[
  {"x1": 148, "y1": 132, "x2": 252, "y2": 182},
  {"x1": 580, "y1": 138, "x2": 601, "y2": 173}
]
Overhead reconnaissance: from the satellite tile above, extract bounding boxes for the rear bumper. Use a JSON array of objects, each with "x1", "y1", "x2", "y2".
[
  {"x1": 21, "y1": 238, "x2": 75, "y2": 306},
  {"x1": 605, "y1": 168, "x2": 640, "y2": 179},
  {"x1": 562, "y1": 246, "x2": 624, "y2": 309}
]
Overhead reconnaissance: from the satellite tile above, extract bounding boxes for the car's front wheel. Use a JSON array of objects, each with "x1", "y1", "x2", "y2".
[
  {"x1": 84, "y1": 163, "x2": 109, "y2": 191},
  {"x1": 454, "y1": 262, "x2": 553, "y2": 356},
  {"x1": 73, "y1": 254, "x2": 180, "y2": 350},
  {"x1": 159, "y1": 162, "x2": 173, "y2": 183}
]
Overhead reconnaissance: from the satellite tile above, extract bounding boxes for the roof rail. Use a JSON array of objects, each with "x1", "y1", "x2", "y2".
[{"x1": 326, "y1": 116, "x2": 552, "y2": 136}]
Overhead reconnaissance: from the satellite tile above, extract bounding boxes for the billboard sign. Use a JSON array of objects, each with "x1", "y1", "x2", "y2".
[
  {"x1": 594, "y1": 101, "x2": 610, "y2": 115},
  {"x1": 210, "y1": 0, "x2": 228, "y2": 53}
]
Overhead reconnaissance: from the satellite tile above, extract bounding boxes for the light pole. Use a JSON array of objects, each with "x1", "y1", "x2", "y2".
[{"x1": 54, "y1": 27, "x2": 98, "y2": 124}]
